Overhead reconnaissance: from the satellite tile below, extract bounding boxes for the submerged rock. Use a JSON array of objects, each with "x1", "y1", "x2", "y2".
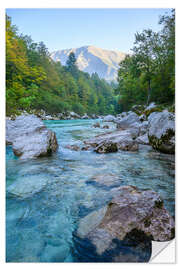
[
  {"x1": 7, "y1": 175, "x2": 49, "y2": 199},
  {"x1": 75, "y1": 186, "x2": 174, "y2": 262},
  {"x1": 6, "y1": 114, "x2": 58, "y2": 159},
  {"x1": 148, "y1": 111, "x2": 175, "y2": 154},
  {"x1": 89, "y1": 174, "x2": 122, "y2": 187}
]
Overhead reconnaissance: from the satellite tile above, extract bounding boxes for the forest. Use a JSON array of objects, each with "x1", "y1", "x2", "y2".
[
  {"x1": 6, "y1": 9, "x2": 175, "y2": 116},
  {"x1": 115, "y1": 9, "x2": 175, "y2": 112}
]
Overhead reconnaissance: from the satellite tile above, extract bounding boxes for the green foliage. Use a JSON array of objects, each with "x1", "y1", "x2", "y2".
[
  {"x1": 116, "y1": 9, "x2": 175, "y2": 111},
  {"x1": 71, "y1": 102, "x2": 85, "y2": 115},
  {"x1": 6, "y1": 15, "x2": 116, "y2": 116}
]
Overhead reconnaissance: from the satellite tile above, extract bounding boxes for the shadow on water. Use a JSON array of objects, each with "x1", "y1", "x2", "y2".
[{"x1": 72, "y1": 229, "x2": 152, "y2": 262}]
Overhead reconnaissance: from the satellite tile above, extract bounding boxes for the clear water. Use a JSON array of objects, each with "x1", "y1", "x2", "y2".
[{"x1": 6, "y1": 119, "x2": 175, "y2": 262}]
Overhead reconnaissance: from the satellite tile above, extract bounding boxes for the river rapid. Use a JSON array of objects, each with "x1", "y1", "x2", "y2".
[{"x1": 6, "y1": 119, "x2": 175, "y2": 262}]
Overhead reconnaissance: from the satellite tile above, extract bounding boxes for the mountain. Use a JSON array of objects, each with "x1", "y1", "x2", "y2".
[{"x1": 50, "y1": 45, "x2": 126, "y2": 81}]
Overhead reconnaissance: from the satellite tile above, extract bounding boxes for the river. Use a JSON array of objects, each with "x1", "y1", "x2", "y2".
[{"x1": 6, "y1": 119, "x2": 175, "y2": 262}]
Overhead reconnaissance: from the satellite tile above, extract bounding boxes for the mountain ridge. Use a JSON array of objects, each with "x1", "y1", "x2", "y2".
[{"x1": 50, "y1": 45, "x2": 126, "y2": 81}]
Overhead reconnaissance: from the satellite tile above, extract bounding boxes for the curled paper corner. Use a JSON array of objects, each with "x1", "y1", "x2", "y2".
[{"x1": 150, "y1": 239, "x2": 175, "y2": 263}]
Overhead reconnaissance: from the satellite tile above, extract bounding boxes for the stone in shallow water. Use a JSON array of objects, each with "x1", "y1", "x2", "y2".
[
  {"x1": 6, "y1": 114, "x2": 58, "y2": 159},
  {"x1": 65, "y1": 144, "x2": 80, "y2": 151},
  {"x1": 75, "y1": 186, "x2": 174, "y2": 262},
  {"x1": 95, "y1": 141, "x2": 118, "y2": 153},
  {"x1": 7, "y1": 175, "x2": 49, "y2": 199},
  {"x1": 92, "y1": 122, "x2": 100, "y2": 128},
  {"x1": 77, "y1": 206, "x2": 107, "y2": 238},
  {"x1": 90, "y1": 173, "x2": 122, "y2": 187},
  {"x1": 85, "y1": 129, "x2": 139, "y2": 153}
]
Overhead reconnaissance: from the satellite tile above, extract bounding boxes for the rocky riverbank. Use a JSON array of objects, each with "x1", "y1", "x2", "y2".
[
  {"x1": 6, "y1": 102, "x2": 174, "y2": 122},
  {"x1": 6, "y1": 109, "x2": 101, "y2": 121},
  {"x1": 64, "y1": 105, "x2": 175, "y2": 155}
]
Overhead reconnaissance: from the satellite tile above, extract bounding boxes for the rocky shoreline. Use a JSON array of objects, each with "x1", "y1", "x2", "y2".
[
  {"x1": 64, "y1": 105, "x2": 175, "y2": 155},
  {"x1": 6, "y1": 102, "x2": 174, "y2": 121},
  {"x1": 6, "y1": 109, "x2": 101, "y2": 121},
  {"x1": 6, "y1": 103, "x2": 175, "y2": 156}
]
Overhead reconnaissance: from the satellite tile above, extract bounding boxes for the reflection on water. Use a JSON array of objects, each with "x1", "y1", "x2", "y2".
[{"x1": 6, "y1": 119, "x2": 175, "y2": 262}]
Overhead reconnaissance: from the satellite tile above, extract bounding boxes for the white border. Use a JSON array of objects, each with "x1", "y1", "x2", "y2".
[{"x1": 1, "y1": 0, "x2": 179, "y2": 269}]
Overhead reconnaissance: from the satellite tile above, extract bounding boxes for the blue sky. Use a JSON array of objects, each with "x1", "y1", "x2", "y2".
[{"x1": 6, "y1": 8, "x2": 171, "y2": 53}]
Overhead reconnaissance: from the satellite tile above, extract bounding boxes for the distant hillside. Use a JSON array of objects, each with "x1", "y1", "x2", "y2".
[{"x1": 50, "y1": 45, "x2": 126, "y2": 81}]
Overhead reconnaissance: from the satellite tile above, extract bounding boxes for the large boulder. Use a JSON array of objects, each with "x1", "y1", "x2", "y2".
[
  {"x1": 84, "y1": 129, "x2": 139, "y2": 153},
  {"x1": 103, "y1": 115, "x2": 116, "y2": 122},
  {"x1": 116, "y1": 112, "x2": 140, "y2": 129},
  {"x1": 115, "y1": 113, "x2": 147, "y2": 141},
  {"x1": 75, "y1": 186, "x2": 174, "y2": 262},
  {"x1": 6, "y1": 114, "x2": 58, "y2": 159},
  {"x1": 148, "y1": 111, "x2": 175, "y2": 154}
]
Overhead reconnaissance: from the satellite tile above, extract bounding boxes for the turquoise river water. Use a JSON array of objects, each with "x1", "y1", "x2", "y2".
[{"x1": 6, "y1": 119, "x2": 175, "y2": 262}]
